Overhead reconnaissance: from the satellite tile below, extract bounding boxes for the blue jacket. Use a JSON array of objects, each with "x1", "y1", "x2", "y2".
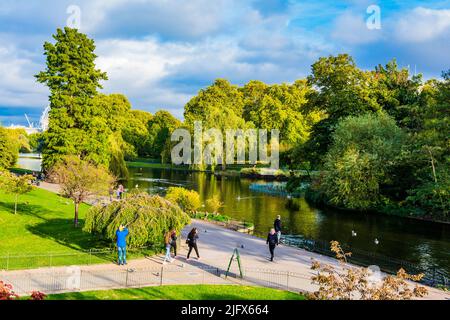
[{"x1": 116, "y1": 228, "x2": 129, "y2": 247}]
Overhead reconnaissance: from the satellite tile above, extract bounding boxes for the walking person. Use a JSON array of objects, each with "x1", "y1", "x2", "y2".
[
  {"x1": 186, "y1": 228, "x2": 200, "y2": 260},
  {"x1": 266, "y1": 228, "x2": 278, "y2": 262},
  {"x1": 170, "y1": 229, "x2": 178, "y2": 258},
  {"x1": 163, "y1": 231, "x2": 173, "y2": 265},
  {"x1": 274, "y1": 215, "x2": 282, "y2": 244},
  {"x1": 116, "y1": 224, "x2": 129, "y2": 265}
]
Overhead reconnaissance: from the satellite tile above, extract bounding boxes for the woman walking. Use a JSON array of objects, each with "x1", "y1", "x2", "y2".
[
  {"x1": 186, "y1": 228, "x2": 200, "y2": 260},
  {"x1": 163, "y1": 231, "x2": 173, "y2": 264},
  {"x1": 170, "y1": 229, "x2": 178, "y2": 258}
]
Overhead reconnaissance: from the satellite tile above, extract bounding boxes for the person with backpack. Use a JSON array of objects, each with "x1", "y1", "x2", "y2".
[
  {"x1": 186, "y1": 228, "x2": 200, "y2": 260},
  {"x1": 170, "y1": 229, "x2": 178, "y2": 258},
  {"x1": 274, "y1": 215, "x2": 282, "y2": 244},
  {"x1": 266, "y1": 228, "x2": 278, "y2": 262}
]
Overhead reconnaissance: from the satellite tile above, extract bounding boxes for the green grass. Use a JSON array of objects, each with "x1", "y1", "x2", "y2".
[
  {"x1": 0, "y1": 188, "x2": 155, "y2": 270},
  {"x1": 44, "y1": 285, "x2": 306, "y2": 300}
]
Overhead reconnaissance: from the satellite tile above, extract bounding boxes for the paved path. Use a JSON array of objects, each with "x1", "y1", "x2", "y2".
[
  {"x1": 2, "y1": 219, "x2": 449, "y2": 299},
  {"x1": 4, "y1": 182, "x2": 443, "y2": 299}
]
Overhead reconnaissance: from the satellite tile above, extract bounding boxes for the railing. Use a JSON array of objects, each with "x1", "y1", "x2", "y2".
[
  {"x1": 1, "y1": 265, "x2": 309, "y2": 296},
  {"x1": 276, "y1": 234, "x2": 449, "y2": 289},
  {"x1": 0, "y1": 245, "x2": 160, "y2": 271}
]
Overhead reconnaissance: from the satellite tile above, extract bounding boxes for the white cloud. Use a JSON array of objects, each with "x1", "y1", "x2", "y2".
[
  {"x1": 0, "y1": 43, "x2": 47, "y2": 108},
  {"x1": 331, "y1": 11, "x2": 383, "y2": 45},
  {"x1": 393, "y1": 7, "x2": 450, "y2": 43}
]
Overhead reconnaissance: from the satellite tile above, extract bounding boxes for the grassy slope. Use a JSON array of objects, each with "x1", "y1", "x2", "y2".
[
  {"x1": 0, "y1": 188, "x2": 114, "y2": 269},
  {"x1": 46, "y1": 285, "x2": 305, "y2": 300}
]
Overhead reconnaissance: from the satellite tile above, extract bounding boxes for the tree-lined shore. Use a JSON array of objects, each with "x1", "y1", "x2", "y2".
[{"x1": 1, "y1": 27, "x2": 448, "y2": 221}]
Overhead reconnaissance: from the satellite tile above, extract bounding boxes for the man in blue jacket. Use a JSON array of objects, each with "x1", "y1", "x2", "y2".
[{"x1": 116, "y1": 225, "x2": 129, "y2": 265}]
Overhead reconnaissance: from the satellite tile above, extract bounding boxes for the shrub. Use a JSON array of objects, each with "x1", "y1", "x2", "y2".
[
  {"x1": 205, "y1": 196, "x2": 223, "y2": 213},
  {"x1": 165, "y1": 187, "x2": 201, "y2": 213},
  {"x1": 309, "y1": 241, "x2": 428, "y2": 300},
  {"x1": 0, "y1": 281, "x2": 18, "y2": 300},
  {"x1": 30, "y1": 291, "x2": 47, "y2": 300},
  {"x1": 83, "y1": 192, "x2": 190, "y2": 247}
]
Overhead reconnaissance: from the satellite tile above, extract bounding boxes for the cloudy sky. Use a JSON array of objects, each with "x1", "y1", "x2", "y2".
[{"x1": 1, "y1": 0, "x2": 449, "y2": 125}]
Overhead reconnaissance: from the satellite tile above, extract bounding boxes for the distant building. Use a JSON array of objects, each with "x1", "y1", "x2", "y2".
[{"x1": 7, "y1": 106, "x2": 50, "y2": 134}]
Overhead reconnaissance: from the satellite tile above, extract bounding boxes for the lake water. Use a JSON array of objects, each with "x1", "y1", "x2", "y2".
[
  {"x1": 17, "y1": 156, "x2": 450, "y2": 278},
  {"x1": 17, "y1": 153, "x2": 42, "y2": 171},
  {"x1": 123, "y1": 167, "x2": 450, "y2": 278}
]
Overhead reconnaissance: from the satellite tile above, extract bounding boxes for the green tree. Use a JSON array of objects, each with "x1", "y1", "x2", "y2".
[
  {"x1": 147, "y1": 111, "x2": 181, "y2": 163},
  {"x1": 0, "y1": 171, "x2": 34, "y2": 214},
  {"x1": 301, "y1": 54, "x2": 381, "y2": 165},
  {"x1": 28, "y1": 132, "x2": 45, "y2": 153},
  {"x1": 49, "y1": 156, "x2": 115, "y2": 227},
  {"x1": 35, "y1": 27, "x2": 109, "y2": 171},
  {"x1": 184, "y1": 79, "x2": 244, "y2": 126},
  {"x1": 0, "y1": 127, "x2": 19, "y2": 169},
  {"x1": 320, "y1": 113, "x2": 407, "y2": 210},
  {"x1": 242, "y1": 80, "x2": 318, "y2": 146},
  {"x1": 372, "y1": 60, "x2": 423, "y2": 129},
  {"x1": 122, "y1": 110, "x2": 153, "y2": 158},
  {"x1": 84, "y1": 192, "x2": 190, "y2": 247},
  {"x1": 404, "y1": 70, "x2": 450, "y2": 217}
]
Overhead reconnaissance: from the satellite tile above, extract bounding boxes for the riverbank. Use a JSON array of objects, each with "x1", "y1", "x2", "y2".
[{"x1": 305, "y1": 188, "x2": 450, "y2": 225}]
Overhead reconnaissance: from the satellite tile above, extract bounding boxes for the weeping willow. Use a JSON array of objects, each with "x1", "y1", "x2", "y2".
[
  {"x1": 83, "y1": 193, "x2": 191, "y2": 247},
  {"x1": 108, "y1": 133, "x2": 129, "y2": 179}
]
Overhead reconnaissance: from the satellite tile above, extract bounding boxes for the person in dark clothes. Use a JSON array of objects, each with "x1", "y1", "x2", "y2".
[
  {"x1": 266, "y1": 228, "x2": 278, "y2": 262},
  {"x1": 274, "y1": 215, "x2": 282, "y2": 244},
  {"x1": 186, "y1": 228, "x2": 200, "y2": 260},
  {"x1": 170, "y1": 229, "x2": 178, "y2": 257}
]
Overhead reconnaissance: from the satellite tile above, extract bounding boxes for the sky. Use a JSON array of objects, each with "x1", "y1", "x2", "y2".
[{"x1": 1, "y1": 0, "x2": 449, "y2": 126}]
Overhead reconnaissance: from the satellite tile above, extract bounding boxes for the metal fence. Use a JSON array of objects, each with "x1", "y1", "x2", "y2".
[
  {"x1": 277, "y1": 235, "x2": 450, "y2": 289},
  {"x1": 0, "y1": 245, "x2": 160, "y2": 271},
  {"x1": 1, "y1": 265, "x2": 309, "y2": 296}
]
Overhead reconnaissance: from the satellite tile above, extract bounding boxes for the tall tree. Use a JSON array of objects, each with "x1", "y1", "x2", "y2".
[
  {"x1": 147, "y1": 111, "x2": 181, "y2": 163},
  {"x1": 372, "y1": 60, "x2": 423, "y2": 129},
  {"x1": 301, "y1": 54, "x2": 381, "y2": 165},
  {"x1": 36, "y1": 27, "x2": 109, "y2": 171}
]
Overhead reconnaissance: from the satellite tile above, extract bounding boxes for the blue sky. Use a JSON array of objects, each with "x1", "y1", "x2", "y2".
[{"x1": 1, "y1": 0, "x2": 449, "y2": 125}]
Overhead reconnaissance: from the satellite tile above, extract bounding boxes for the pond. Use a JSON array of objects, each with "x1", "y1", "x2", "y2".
[
  {"x1": 17, "y1": 153, "x2": 42, "y2": 172},
  {"x1": 122, "y1": 166, "x2": 450, "y2": 278},
  {"x1": 17, "y1": 156, "x2": 450, "y2": 278}
]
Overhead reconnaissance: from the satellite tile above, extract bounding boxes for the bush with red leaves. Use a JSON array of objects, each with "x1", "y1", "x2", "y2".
[
  {"x1": 30, "y1": 291, "x2": 47, "y2": 300},
  {"x1": 0, "y1": 281, "x2": 19, "y2": 300}
]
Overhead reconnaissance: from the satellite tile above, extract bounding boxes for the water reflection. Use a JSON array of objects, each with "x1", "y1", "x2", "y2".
[{"x1": 123, "y1": 167, "x2": 450, "y2": 275}]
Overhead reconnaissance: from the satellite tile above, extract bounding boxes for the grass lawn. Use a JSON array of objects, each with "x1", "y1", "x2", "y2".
[
  {"x1": 45, "y1": 285, "x2": 306, "y2": 300},
  {"x1": 0, "y1": 188, "x2": 155, "y2": 270}
]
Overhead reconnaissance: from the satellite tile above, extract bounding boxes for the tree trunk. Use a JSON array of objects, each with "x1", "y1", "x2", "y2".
[
  {"x1": 14, "y1": 194, "x2": 18, "y2": 214},
  {"x1": 74, "y1": 202, "x2": 79, "y2": 227}
]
